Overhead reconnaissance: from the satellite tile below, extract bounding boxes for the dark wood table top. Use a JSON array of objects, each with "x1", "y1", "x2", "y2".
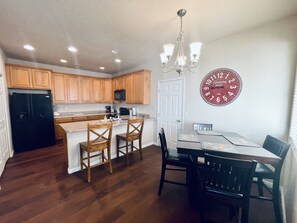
[{"x1": 177, "y1": 131, "x2": 281, "y2": 165}]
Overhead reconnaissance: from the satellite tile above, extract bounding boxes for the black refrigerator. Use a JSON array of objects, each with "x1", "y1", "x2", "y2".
[{"x1": 9, "y1": 93, "x2": 55, "y2": 152}]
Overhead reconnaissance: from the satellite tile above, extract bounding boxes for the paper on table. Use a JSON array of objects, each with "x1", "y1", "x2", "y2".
[
  {"x1": 178, "y1": 134, "x2": 199, "y2": 142},
  {"x1": 196, "y1": 130, "x2": 223, "y2": 136},
  {"x1": 202, "y1": 142, "x2": 238, "y2": 153},
  {"x1": 223, "y1": 136, "x2": 260, "y2": 147}
]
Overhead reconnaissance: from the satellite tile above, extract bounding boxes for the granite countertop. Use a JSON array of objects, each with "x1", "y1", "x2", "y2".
[
  {"x1": 59, "y1": 116, "x2": 155, "y2": 133},
  {"x1": 54, "y1": 110, "x2": 114, "y2": 118}
]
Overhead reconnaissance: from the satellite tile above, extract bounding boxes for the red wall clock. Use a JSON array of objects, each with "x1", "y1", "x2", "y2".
[{"x1": 200, "y1": 68, "x2": 242, "y2": 106}]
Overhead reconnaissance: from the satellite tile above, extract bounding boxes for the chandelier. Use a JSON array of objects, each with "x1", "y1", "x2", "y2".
[{"x1": 160, "y1": 9, "x2": 202, "y2": 75}]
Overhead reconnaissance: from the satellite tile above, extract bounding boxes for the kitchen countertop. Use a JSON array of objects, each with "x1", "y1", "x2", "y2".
[
  {"x1": 59, "y1": 116, "x2": 155, "y2": 133},
  {"x1": 54, "y1": 110, "x2": 115, "y2": 118}
]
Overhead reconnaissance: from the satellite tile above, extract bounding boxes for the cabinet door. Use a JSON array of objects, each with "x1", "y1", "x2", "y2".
[
  {"x1": 32, "y1": 69, "x2": 52, "y2": 89},
  {"x1": 92, "y1": 78, "x2": 103, "y2": 102},
  {"x1": 52, "y1": 73, "x2": 67, "y2": 103},
  {"x1": 5, "y1": 66, "x2": 11, "y2": 88},
  {"x1": 125, "y1": 74, "x2": 134, "y2": 104},
  {"x1": 9, "y1": 66, "x2": 32, "y2": 88},
  {"x1": 133, "y1": 71, "x2": 151, "y2": 104},
  {"x1": 80, "y1": 77, "x2": 92, "y2": 103},
  {"x1": 103, "y1": 79, "x2": 113, "y2": 103},
  {"x1": 113, "y1": 76, "x2": 125, "y2": 90},
  {"x1": 67, "y1": 75, "x2": 80, "y2": 103}
]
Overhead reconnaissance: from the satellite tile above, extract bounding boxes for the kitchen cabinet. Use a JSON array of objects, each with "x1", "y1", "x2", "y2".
[
  {"x1": 66, "y1": 75, "x2": 80, "y2": 103},
  {"x1": 92, "y1": 78, "x2": 103, "y2": 102},
  {"x1": 113, "y1": 76, "x2": 125, "y2": 91},
  {"x1": 79, "y1": 76, "x2": 92, "y2": 103},
  {"x1": 103, "y1": 78, "x2": 113, "y2": 103},
  {"x1": 7, "y1": 66, "x2": 31, "y2": 89},
  {"x1": 6, "y1": 65, "x2": 51, "y2": 89},
  {"x1": 125, "y1": 74, "x2": 134, "y2": 104},
  {"x1": 123, "y1": 70, "x2": 151, "y2": 104},
  {"x1": 52, "y1": 73, "x2": 67, "y2": 103},
  {"x1": 32, "y1": 69, "x2": 52, "y2": 89}
]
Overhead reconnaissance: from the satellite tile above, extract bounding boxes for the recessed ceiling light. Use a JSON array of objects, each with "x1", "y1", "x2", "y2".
[
  {"x1": 115, "y1": 59, "x2": 121, "y2": 63},
  {"x1": 60, "y1": 59, "x2": 68, "y2": 63},
  {"x1": 68, "y1": 46, "x2": 77, "y2": 52},
  {"x1": 112, "y1": 50, "x2": 117, "y2": 54},
  {"x1": 23, "y1": 44, "x2": 35, "y2": 51},
  {"x1": 99, "y1": 66, "x2": 105, "y2": 70}
]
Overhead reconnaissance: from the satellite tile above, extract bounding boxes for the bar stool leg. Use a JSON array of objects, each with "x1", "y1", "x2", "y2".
[
  {"x1": 116, "y1": 136, "x2": 120, "y2": 158},
  {"x1": 87, "y1": 152, "x2": 91, "y2": 183},
  {"x1": 126, "y1": 141, "x2": 129, "y2": 166},
  {"x1": 139, "y1": 138, "x2": 143, "y2": 160}
]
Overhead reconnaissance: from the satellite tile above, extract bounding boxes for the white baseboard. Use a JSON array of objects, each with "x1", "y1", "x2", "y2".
[{"x1": 280, "y1": 186, "x2": 286, "y2": 223}]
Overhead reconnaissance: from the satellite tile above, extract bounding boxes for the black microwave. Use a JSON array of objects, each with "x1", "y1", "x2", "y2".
[{"x1": 114, "y1": 89, "x2": 126, "y2": 101}]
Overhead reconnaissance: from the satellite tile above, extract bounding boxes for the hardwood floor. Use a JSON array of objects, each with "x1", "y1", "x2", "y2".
[{"x1": 0, "y1": 144, "x2": 277, "y2": 223}]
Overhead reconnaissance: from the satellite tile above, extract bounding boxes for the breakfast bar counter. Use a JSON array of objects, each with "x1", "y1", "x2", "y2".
[{"x1": 60, "y1": 117, "x2": 156, "y2": 174}]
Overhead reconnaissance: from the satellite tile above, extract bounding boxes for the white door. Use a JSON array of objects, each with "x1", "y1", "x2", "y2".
[
  {"x1": 158, "y1": 78, "x2": 184, "y2": 148},
  {"x1": 0, "y1": 73, "x2": 10, "y2": 176}
]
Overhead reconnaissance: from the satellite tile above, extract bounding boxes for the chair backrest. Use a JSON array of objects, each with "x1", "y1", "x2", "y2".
[
  {"x1": 263, "y1": 135, "x2": 290, "y2": 169},
  {"x1": 158, "y1": 128, "x2": 168, "y2": 162},
  {"x1": 193, "y1": 123, "x2": 213, "y2": 131},
  {"x1": 87, "y1": 122, "x2": 112, "y2": 150},
  {"x1": 203, "y1": 154, "x2": 256, "y2": 202},
  {"x1": 125, "y1": 118, "x2": 144, "y2": 141}
]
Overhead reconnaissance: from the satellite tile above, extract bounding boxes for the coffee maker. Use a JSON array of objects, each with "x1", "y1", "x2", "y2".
[{"x1": 105, "y1": 106, "x2": 111, "y2": 113}]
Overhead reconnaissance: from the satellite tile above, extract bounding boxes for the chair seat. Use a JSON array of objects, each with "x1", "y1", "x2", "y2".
[
  {"x1": 254, "y1": 163, "x2": 274, "y2": 179},
  {"x1": 80, "y1": 139, "x2": 108, "y2": 152},
  {"x1": 117, "y1": 132, "x2": 140, "y2": 141},
  {"x1": 166, "y1": 149, "x2": 191, "y2": 166}
]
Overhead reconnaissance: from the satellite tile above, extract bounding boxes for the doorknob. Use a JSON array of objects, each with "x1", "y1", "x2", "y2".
[{"x1": 176, "y1": 120, "x2": 181, "y2": 122}]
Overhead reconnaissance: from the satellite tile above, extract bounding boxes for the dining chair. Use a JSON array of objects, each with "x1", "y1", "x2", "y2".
[
  {"x1": 79, "y1": 122, "x2": 113, "y2": 183},
  {"x1": 251, "y1": 135, "x2": 290, "y2": 223},
  {"x1": 158, "y1": 128, "x2": 192, "y2": 196},
  {"x1": 193, "y1": 123, "x2": 213, "y2": 131},
  {"x1": 116, "y1": 118, "x2": 144, "y2": 166},
  {"x1": 195, "y1": 153, "x2": 256, "y2": 223}
]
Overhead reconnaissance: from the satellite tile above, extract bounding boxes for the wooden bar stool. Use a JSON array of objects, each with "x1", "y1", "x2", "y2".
[
  {"x1": 116, "y1": 118, "x2": 144, "y2": 166},
  {"x1": 79, "y1": 122, "x2": 113, "y2": 183}
]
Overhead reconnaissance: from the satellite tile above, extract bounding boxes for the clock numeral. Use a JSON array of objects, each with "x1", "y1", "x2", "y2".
[
  {"x1": 210, "y1": 95, "x2": 214, "y2": 101},
  {"x1": 225, "y1": 73, "x2": 230, "y2": 79},
  {"x1": 217, "y1": 72, "x2": 223, "y2": 78},
  {"x1": 206, "y1": 79, "x2": 212, "y2": 85},
  {"x1": 203, "y1": 87, "x2": 209, "y2": 90},
  {"x1": 205, "y1": 92, "x2": 211, "y2": 96},
  {"x1": 228, "y1": 91, "x2": 234, "y2": 96},
  {"x1": 228, "y1": 78, "x2": 235, "y2": 83},
  {"x1": 216, "y1": 97, "x2": 220, "y2": 103},
  {"x1": 230, "y1": 85, "x2": 237, "y2": 89},
  {"x1": 222, "y1": 95, "x2": 228, "y2": 101}
]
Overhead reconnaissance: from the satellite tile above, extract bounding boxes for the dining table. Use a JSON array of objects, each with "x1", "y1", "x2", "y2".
[{"x1": 177, "y1": 130, "x2": 281, "y2": 164}]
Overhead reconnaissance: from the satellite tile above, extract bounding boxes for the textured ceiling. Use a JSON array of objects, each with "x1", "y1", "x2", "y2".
[{"x1": 0, "y1": 0, "x2": 297, "y2": 74}]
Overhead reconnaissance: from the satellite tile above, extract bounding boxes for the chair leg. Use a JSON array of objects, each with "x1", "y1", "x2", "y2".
[
  {"x1": 242, "y1": 206, "x2": 249, "y2": 223},
  {"x1": 131, "y1": 141, "x2": 133, "y2": 151},
  {"x1": 139, "y1": 138, "x2": 143, "y2": 160},
  {"x1": 108, "y1": 148, "x2": 113, "y2": 173},
  {"x1": 257, "y1": 177, "x2": 264, "y2": 196},
  {"x1": 80, "y1": 148, "x2": 83, "y2": 171},
  {"x1": 116, "y1": 136, "x2": 120, "y2": 158},
  {"x1": 87, "y1": 152, "x2": 91, "y2": 183},
  {"x1": 126, "y1": 141, "x2": 129, "y2": 166},
  {"x1": 273, "y1": 178, "x2": 282, "y2": 223},
  {"x1": 158, "y1": 164, "x2": 166, "y2": 196}
]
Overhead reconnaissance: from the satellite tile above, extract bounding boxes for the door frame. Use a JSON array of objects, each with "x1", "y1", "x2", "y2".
[{"x1": 157, "y1": 77, "x2": 185, "y2": 145}]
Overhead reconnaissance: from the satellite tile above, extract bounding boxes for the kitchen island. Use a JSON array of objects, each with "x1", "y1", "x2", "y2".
[{"x1": 60, "y1": 117, "x2": 156, "y2": 174}]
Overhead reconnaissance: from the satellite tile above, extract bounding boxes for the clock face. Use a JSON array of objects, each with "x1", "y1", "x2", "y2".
[{"x1": 200, "y1": 68, "x2": 242, "y2": 106}]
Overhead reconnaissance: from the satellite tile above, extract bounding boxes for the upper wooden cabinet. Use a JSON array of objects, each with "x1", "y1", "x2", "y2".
[
  {"x1": 32, "y1": 69, "x2": 52, "y2": 89},
  {"x1": 52, "y1": 73, "x2": 67, "y2": 103},
  {"x1": 52, "y1": 73, "x2": 80, "y2": 104},
  {"x1": 79, "y1": 77, "x2": 92, "y2": 103},
  {"x1": 113, "y1": 76, "x2": 125, "y2": 91},
  {"x1": 6, "y1": 65, "x2": 52, "y2": 89},
  {"x1": 92, "y1": 78, "x2": 103, "y2": 102},
  {"x1": 67, "y1": 75, "x2": 80, "y2": 103},
  {"x1": 103, "y1": 79, "x2": 113, "y2": 103},
  {"x1": 122, "y1": 70, "x2": 151, "y2": 104}
]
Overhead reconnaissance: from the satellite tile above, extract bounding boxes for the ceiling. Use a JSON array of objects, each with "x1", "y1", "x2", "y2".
[{"x1": 0, "y1": 0, "x2": 297, "y2": 74}]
